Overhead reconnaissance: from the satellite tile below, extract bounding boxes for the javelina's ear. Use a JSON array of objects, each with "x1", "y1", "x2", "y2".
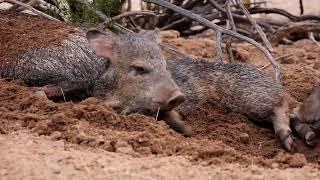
[
  {"x1": 86, "y1": 29, "x2": 118, "y2": 58},
  {"x1": 144, "y1": 28, "x2": 160, "y2": 42}
]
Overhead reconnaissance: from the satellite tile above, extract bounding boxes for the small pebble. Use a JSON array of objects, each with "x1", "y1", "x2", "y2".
[{"x1": 239, "y1": 133, "x2": 249, "y2": 144}]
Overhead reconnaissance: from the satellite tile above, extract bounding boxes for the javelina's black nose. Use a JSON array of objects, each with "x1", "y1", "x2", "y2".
[{"x1": 164, "y1": 90, "x2": 186, "y2": 110}]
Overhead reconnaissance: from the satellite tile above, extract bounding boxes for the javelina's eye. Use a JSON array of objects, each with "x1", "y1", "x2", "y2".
[{"x1": 130, "y1": 65, "x2": 150, "y2": 75}]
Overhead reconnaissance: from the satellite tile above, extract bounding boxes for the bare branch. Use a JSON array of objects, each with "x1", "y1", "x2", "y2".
[
  {"x1": 216, "y1": 31, "x2": 223, "y2": 63},
  {"x1": 128, "y1": 16, "x2": 142, "y2": 31},
  {"x1": 308, "y1": 32, "x2": 320, "y2": 47},
  {"x1": 106, "y1": 10, "x2": 158, "y2": 24},
  {"x1": 226, "y1": 0, "x2": 236, "y2": 32},
  {"x1": 235, "y1": 0, "x2": 273, "y2": 52},
  {"x1": 299, "y1": 0, "x2": 304, "y2": 15},
  {"x1": 271, "y1": 21, "x2": 320, "y2": 45},
  {"x1": 260, "y1": 54, "x2": 294, "y2": 70},
  {"x1": 160, "y1": 17, "x2": 188, "y2": 30},
  {"x1": 241, "y1": 7, "x2": 320, "y2": 22},
  {"x1": 4, "y1": 0, "x2": 59, "y2": 21},
  {"x1": 225, "y1": 0, "x2": 236, "y2": 63},
  {"x1": 143, "y1": 0, "x2": 281, "y2": 81},
  {"x1": 208, "y1": 0, "x2": 272, "y2": 31}
]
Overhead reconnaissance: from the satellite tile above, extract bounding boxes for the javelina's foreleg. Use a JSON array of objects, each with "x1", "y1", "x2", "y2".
[
  {"x1": 159, "y1": 110, "x2": 193, "y2": 137},
  {"x1": 32, "y1": 81, "x2": 88, "y2": 99},
  {"x1": 290, "y1": 115, "x2": 317, "y2": 146},
  {"x1": 271, "y1": 99, "x2": 295, "y2": 152},
  {"x1": 32, "y1": 84, "x2": 63, "y2": 98}
]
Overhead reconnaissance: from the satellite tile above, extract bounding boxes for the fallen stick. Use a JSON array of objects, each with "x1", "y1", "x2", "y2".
[
  {"x1": 260, "y1": 53, "x2": 294, "y2": 70},
  {"x1": 271, "y1": 21, "x2": 320, "y2": 45},
  {"x1": 308, "y1": 32, "x2": 320, "y2": 47},
  {"x1": 106, "y1": 10, "x2": 158, "y2": 24},
  {"x1": 235, "y1": 0, "x2": 273, "y2": 52},
  {"x1": 225, "y1": 0, "x2": 236, "y2": 63}
]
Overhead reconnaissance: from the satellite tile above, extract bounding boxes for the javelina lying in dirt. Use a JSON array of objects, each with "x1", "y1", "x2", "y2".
[
  {"x1": 290, "y1": 84, "x2": 320, "y2": 145},
  {"x1": 1, "y1": 14, "x2": 190, "y2": 135},
  {"x1": 166, "y1": 57, "x2": 317, "y2": 152}
]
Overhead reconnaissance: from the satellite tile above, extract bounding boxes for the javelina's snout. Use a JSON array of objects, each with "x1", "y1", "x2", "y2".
[
  {"x1": 153, "y1": 83, "x2": 186, "y2": 111},
  {"x1": 167, "y1": 90, "x2": 186, "y2": 110}
]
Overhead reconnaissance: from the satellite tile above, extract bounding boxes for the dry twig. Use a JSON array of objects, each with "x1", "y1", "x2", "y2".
[
  {"x1": 271, "y1": 21, "x2": 320, "y2": 45},
  {"x1": 235, "y1": 0, "x2": 273, "y2": 52},
  {"x1": 308, "y1": 32, "x2": 320, "y2": 47},
  {"x1": 225, "y1": 0, "x2": 236, "y2": 63},
  {"x1": 241, "y1": 7, "x2": 320, "y2": 22},
  {"x1": 105, "y1": 10, "x2": 158, "y2": 24},
  {"x1": 260, "y1": 53, "x2": 294, "y2": 70},
  {"x1": 299, "y1": 0, "x2": 304, "y2": 15},
  {"x1": 4, "y1": 0, "x2": 59, "y2": 21},
  {"x1": 215, "y1": 31, "x2": 223, "y2": 63}
]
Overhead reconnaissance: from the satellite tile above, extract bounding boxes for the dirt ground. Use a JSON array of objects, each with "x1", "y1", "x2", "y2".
[{"x1": 1, "y1": 12, "x2": 320, "y2": 179}]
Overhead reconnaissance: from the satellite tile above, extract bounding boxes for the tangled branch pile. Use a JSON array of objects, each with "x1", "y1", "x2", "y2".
[{"x1": 123, "y1": 0, "x2": 320, "y2": 46}]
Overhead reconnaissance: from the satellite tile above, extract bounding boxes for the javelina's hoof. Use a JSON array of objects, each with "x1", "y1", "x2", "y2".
[
  {"x1": 278, "y1": 130, "x2": 296, "y2": 153},
  {"x1": 305, "y1": 131, "x2": 317, "y2": 147},
  {"x1": 181, "y1": 125, "x2": 193, "y2": 137},
  {"x1": 34, "y1": 90, "x2": 48, "y2": 99},
  {"x1": 160, "y1": 110, "x2": 193, "y2": 137},
  {"x1": 283, "y1": 135, "x2": 296, "y2": 153}
]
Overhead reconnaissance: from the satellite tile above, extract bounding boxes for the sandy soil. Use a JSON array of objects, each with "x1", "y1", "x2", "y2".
[{"x1": 1, "y1": 12, "x2": 320, "y2": 179}]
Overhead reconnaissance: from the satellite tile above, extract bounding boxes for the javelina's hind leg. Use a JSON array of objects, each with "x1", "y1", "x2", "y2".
[
  {"x1": 271, "y1": 99, "x2": 295, "y2": 152},
  {"x1": 290, "y1": 115, "x2": 317, "y2": 146},
  {"x1": 159, "y1": 110, "x2": 193, "y2": 137}
]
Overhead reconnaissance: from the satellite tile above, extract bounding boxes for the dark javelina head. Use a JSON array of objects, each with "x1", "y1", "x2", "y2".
[
  {"x1": 86, "y1": 29, "x2": 185, "y2": 115},
  {"x1": 296, "y1": 84, "x2": 320, "y2": 123}
]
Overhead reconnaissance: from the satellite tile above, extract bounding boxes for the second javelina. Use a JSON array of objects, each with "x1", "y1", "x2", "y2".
[
  {"x1": 291, "y1": 84, "x2": 320, "y2": 146},
  {"x1": 167, "y1": 57, "x2": 316, "y2": 152}
]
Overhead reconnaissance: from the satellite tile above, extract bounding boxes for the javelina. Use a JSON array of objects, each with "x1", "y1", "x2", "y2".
[
  {"x1": 166, "y1": 57, "x2": 316, "y2": 151},
  {"x1": 0, "y1": 13, "x2": 190, "y2": 135},
  {"x1": 291, "y1": 84, "x2": 320, "y2": 145}
]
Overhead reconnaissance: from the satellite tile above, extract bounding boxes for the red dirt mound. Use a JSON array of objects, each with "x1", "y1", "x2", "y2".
[
  {"x1": 0, "y1": 80, "x2": 314, "y2": 168},
  {"x1": 0, "y1": 11, "x2": 77, "y2": 64},
  {"x1": 1, "y1": 12, "x2": 320, "y2": 172}
]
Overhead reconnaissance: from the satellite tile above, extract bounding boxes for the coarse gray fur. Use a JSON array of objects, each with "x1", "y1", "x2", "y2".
[
  {"x1": 167, "y1": 58, "x2": 283, "y2": 120},
  {"x1": 1, "y1": 30, "x2": 184, "y2": 118},
  {"x1": 166, "y1": 57, "x2": 299, "y2": 151}
]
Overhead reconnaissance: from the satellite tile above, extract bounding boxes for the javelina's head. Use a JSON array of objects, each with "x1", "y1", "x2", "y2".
[
  {"x1": 296, "y1": 84, "x2": 320, "y2": 123},
  {"x1": 86, "y1": 29, "x2": 185, "y2": 115}
]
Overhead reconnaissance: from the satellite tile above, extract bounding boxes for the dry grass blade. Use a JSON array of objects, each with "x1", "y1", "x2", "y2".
[
  {"x1": 155, "y1": 107, "x2": 160, "y2": 120},
  {"x1": 143, "y1": 0, "x2": 281, "y2": 82},
  {"x1": 60, "y1": 87, "x2": 66, "y2": 102}
]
